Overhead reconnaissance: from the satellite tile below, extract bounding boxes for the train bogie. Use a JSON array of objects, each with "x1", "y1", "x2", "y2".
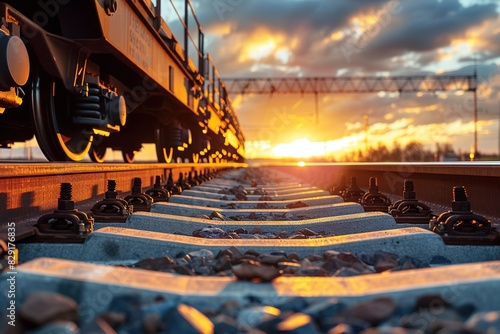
[{"x1": 0, "y1": 0, "x2": 244, "y2": 162}]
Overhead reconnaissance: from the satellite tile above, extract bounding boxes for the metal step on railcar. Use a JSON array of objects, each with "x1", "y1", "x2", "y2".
[{"x1": 2, "y1": 168, "x2": 500, "y2": 333}]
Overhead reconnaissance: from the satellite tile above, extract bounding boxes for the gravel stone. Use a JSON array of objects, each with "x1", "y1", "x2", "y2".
[
  {"x1": 192, "y1": 227, "x2": 227, "y2": 238},
  {"x1": 430, "y1": 255, "x2": 453, "y2": 265},
  {"x1": 213, "y1": 255, "x2": 232, "y2": 272},
  {"x1": 130, "y1": 256, "x2": 175, "y2": 271},
  {"x1": 237, "y1": 305, "x2": 281, "y2": 328},
  {"x1": 286, "y1": 201, "x2": 309, "y2": 208},
  {"x1": 123, "y1": 246, "x2": 428, "y2": 281},
  {"x1": 334, "y1": 267, "x2": 364, "y2": 277},
  {"x1": 374, "y1": 252, "x2": 399, "y2": 272},
  {"x1": 80, "y1": 318, "x2": 117, "y2": 333},
  {"x1": 466, "y1": 311, "x2": 500, "y2": 333},
  {"x1": 303, "y1": 298, "x2": 346, "y2": 322},
  {"x1": 232, "y1": 261, "x2": 281, "y2": 281},
  {"x1": 98, "y1": 312, "x2": 127, "y2": 329},
  {"x1": 297, "y1": 266, "x2": 329, "y2": 276},
  {"x1": 28, "y1": 322, "x2": 80, "y2": 334},
  {"x1": 161, "y1": 303, "x2": 214, "y2": 334},
  {"x1": 188, "y1": 249, "x2": 215, "y2": 261},
  {"x1": 19, "y1": 292, "x2": 79, "y2": 328},
  {"x1": 326, "y1": 323, "x2": 358, "y2": 334},
  {"x1": 209, "y1": 211, "x2": 226, "y2": 220},
  {"x1": 275, "y1": 312, "x2": 321, "y2": 333},
  {"x1": 258, "y1": 254, "x2": 288, "y2": 265},
  {"x1": 106, "y1": 294, "x2": 144, "y2": 332},
  {"x1": 173, "y1": 264, "x2": 194, "y2": 275},
  {"x1": 338, "y1": 297, "x2": 397, "y2": 325},
  {"x1": 212, "y1": 314, "x2": 239, "y2": 334},
  {"x1": 299, "y1": 227, "x2": 319, "y2": 236}
]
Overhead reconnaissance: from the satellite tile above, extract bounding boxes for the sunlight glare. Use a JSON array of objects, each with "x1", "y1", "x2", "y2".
[
  {"x1": 330, "y1": 31, "x2": 344, "y2": 41},
  {"x1": 271, "y1": 138, "x2": 324, "y2": 158},
  {"x1": 249, "y1": 39, "x2": 276, "y2": 61},
  {"x1": 275, "y1": 47, "x2": 292, "y2": 64},
  {"x1": 269, "y1": 136, "x2": 365, "y2": 160}
]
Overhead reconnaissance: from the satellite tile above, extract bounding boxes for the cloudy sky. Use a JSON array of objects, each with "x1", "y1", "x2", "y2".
[
  {"x1": 186, "y1": 0, "x2": 500, "y2": 159},
  {"x1": 8, "y1": 0, "x2": 498, "y2": 161}
]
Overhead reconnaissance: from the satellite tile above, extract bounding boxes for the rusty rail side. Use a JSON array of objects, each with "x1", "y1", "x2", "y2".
[
  {"x1": 266, "y1": 162, "x2": 500, "y2": 219},
  {"x1": 0, "y1": 163, "x2": 246, "y2": 229}
]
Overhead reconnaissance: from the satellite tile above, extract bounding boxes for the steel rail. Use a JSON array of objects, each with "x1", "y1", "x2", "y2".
[
  {"x1": 0, "y1": 163, "x2": 247, "y2": 230},
  {"x1": 1, "y1": 162, "x2": 499, "y2": 228},
  {"x1": 267, "y1": 162, "x2": 500, "y2": 219}
]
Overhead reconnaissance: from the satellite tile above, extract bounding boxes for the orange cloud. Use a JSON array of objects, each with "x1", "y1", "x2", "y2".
[
  {"x1": 244, "y1": 116, "x2": 495, "y2": 160},
  {"x1": 238, "y1": 28, "x2": 285, "y2": 62}
]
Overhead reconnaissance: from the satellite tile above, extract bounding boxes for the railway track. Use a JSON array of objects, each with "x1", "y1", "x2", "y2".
[{"x1": 1, "y1": 163, "x2": 500, "y2": 333}]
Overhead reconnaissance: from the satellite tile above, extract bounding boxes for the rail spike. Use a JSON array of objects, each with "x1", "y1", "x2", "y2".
[
  {"x1": 178, "y1": 172, "x2": 191, "y2": 190},
  {"x1": 91, "y1": 180, "x2": 133, "y2": 222},
  {"x1": 388, "y1": 179, "x2": 434, "y2": 224},
  {"x1": 360, "y1": 177, "x2": 391, "y2": 212},
  {"x1": 145, "y1": 176, "x2": 171, "y2": 203},
  {"x1": 187, "y1": 171, "x2": 200, "y2": 187},
  {"x1": 164, "y1": 171, "x2": 182, "y2": 195},
  {"x1": 124, "y1": 178, "x2": 154, "y2": 212},
  {"x1": 330, "y1": 174, "x2": 347, "y2": 196},
  {"x1": 430, "y1": 186, "x2": 499, "y2": 245},
  {"x1": 32, "y1": 183, "x2": 94, "y2": 242},
  {"x1": 341, "y1": 177, "x2": 365, "y2": 203}
]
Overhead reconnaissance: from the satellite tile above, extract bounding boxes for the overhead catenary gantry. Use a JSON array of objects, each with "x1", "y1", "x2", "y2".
[
  {"x1": 223, "y1": 74, "x2": 479, "y2": 155},
  {"x1": 224, "y1": 75, "x2": 477, "y2": 95}
]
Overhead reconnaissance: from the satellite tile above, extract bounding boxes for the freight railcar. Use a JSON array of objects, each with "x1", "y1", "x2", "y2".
[{"x1": 0, "y1": 0, "x2": 245, "y2": 162}]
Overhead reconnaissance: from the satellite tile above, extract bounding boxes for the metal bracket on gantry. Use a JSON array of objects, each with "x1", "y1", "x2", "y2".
[
  {"x1": 430, "y1": 186, "x2": 499, "y2": 245},
  {"x1": 388, "y1": 179, "x2": 434, "y2": 224}
]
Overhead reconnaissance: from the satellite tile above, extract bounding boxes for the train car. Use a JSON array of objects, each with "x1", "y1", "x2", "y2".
[{"x1": 0, "y1": 0, "x2": 245, "y2": 163}]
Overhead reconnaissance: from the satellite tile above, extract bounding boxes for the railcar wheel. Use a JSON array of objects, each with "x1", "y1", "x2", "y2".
[
  {"x1": 155, "y1": 126, "x2": 175, "y2": 163},
  {"x1": 122, "y1": 149, "x2": 136, "y2": 163},
  {"x1": 31, "y1": 71, "x2": 92, "y2": 161},
  {"x1": 89, "y1": 145, "x2": 107, "y2": 163}
]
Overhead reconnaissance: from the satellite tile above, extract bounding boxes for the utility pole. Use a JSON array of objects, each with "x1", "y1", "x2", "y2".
[
  {"x1": 471, "y1": 64, "x2": 479, "y2": 160},
  {"x1": 473, "y1": 66, "x2": 478, "y2": 158},
  {"x1": 364, "y1": 114, "x2": 369, "y2": 154},
  {"x1": 472, "y1": 88, "x2": 478, "y2": 160},
  {"x1": 314, "y1": 92, "x2": 319, "y2": 124}
]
